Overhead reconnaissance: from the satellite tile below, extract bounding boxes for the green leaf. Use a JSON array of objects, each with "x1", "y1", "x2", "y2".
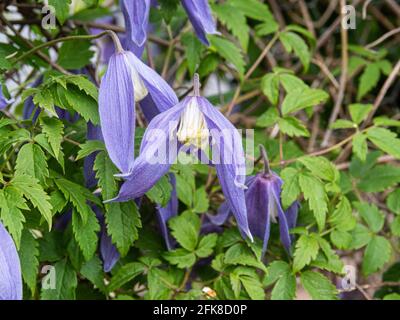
[
  {"x1": 193, "y1": 187, "x2": 209, "y2": 213},
  {"x1": 349, "y1": 103, "x2": 373, "y2": 124},
  {"x1": 293, "y1": 234, "x2": 319, "y2": 273},
  {"x1": 299, "y1": 156, "x2": 339, "y2": 182},
  {"x1": 373, "y1": 116, "x2": 400, "y2": 127},
  {"x1": 255, "y1": 108, "x2": 279, "y2": 128},
  {"x1": 271, "y1": 272, "x2": 296, "y2": 300},
  {"x1": 65, "y1": 75, "x2": 98, "y2": 100},
  {"x1": 279, "y1": 31, "x2": 310, "y2": 71},
  {"x1": 239, "y1": 273, "x2": 265, "y2": 300},
  {"x1": 299, "y1": 173, "x2": 328, "y2": 231},
  {"x1": 354, "y1": 202, "x2": 385, "y2": 233},
  {"x1": 260, "y1": 73, "x2": 279, "y2": 105},
  {"x1": 57, "y1": 40, "x2": 94, "y2": 69},
  {"x1": 19, "y1": 229, "x2": 39, "y2": 295},
  {"x1": 40, "y1": 117, "x2": 64, "y2": 158},
  {"x1": 300, "y1": 271, "x2": 338, "y2": 300},
  {"x1": 330, "y1": 230, "x2": 352, "y2": 249},
  {"x1": 0, "y1": 188, "x2": 27, "y2": 248},
  {"x1": 281, "y1": 167, "x2": 301, "y2": 209},
  {"x1": 329, "y1": 196, "x2": 356, "y2": 232},
  {"x1": 278, "y1": 117, "x2": 310, "y2": 137},
  {"x1": 105, "y1": 202, "x2": 141, "y2": 257},
  {"x1": 331, "y1": 119, "x2": 356, "y2": 129},
  {"x1": 209, "y1": 36, "x2": 245, "y2": 76},
  {"x1": 350, "y1": 223, "x2": 372, "y2": 250},
  {"x1": 48, "y1": 0, "x2": 72, "y2": 24},
  {"x1": 169, "y1": 211, "x2": 200, "y2": 251},
  {"x1": 352, "y1": 133, "x2": 368, "y2": 161},
  {"x1": 76, "y1": 140, "x2": 105, "y2": 161},
  {"x1": 108, "y1": 262, "x2": 145, "y2": 292},
  {"x1": 279, "y1": 73, "x2": 307, "y2": 92},
  {"x1": 390, "y1": 216, "x2": 400, "y2": 236},
  {"x1": 175, "y1": 174, "x2": 194, "y2": 207},
  {"x1": 41, "y1": 260, "x2": 77, "y2": 300},
  {"x1": 94, "y1": 151, "x2": 118, "y2": 198},
  {"x1": 362, "y1": 236, "x2": 392, "y2": 276},
  {"x1": 146, "y1": 175, "x2": 172, "y2": 208},
  {"x1": 263, "y1": 261, "x2": 291, "y2": 286},
  {"x1": 163, "y1": 249, "x2": 196, "y2": 268},
  {"x1": 224, "y1": 243, "x2": 266, "y2": 271},
  {"x1": 63, "y1": 85, "x2": 99, "y2": 124},
  {"x1": 54, "y1": 177, "x2": 98, "y2": 223},
  {"x1": 34, "y1": 133, "x2": 65, "y2": 171},
  {"x1": 15, "y1": 143, "x2": 49, "y2": 184},
  {"x1": 80, "y1": 256, "x2": 106, "y2": 293},
  {"x1": 213, "y1": 3, "x2": 249, "y2": 50},
  {"x1": 33, "y1": 88, "x2": 57, "y2": 116},
  {"x1": 72, "y1": 209, "x2": 100, "y2": 261},
  {"x1": 384, "y1": 293, "x2": 400, "y2": 300},
  {"x1": 181, "y1": 33, "x2": 203, "y2": 74},
  {"x1": 196, "y1": 233, "x2": 218, "y2": 258},
  {"x1": 11, "y1": 175, "x2": 53, "y2": 229},
  {"x1": 357, "y1": 62, "x2": 381, "y2": 100},
  {"x1": 367, "y1": 127, "x2": 400, "y2": 159},
  {"x1": 229, "y1": 0, "x2": 274, "y2": 22},
  {"x1": 282, "y1": 88, "x2": 329, "y2": 115},
  {"x1": 387, "y1": 189, "x2": 400, "y2": 215},
  {"x1": 358, "y1": 164, "x2": 400, "y2": 192}
]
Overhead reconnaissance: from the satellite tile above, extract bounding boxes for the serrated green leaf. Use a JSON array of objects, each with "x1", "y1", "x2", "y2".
[
  {"x1": 255, "y1": 108, "x2": 279, "y2": 128},
  {"x1": 299, "y1": 156, "x2": 339, "y2": 182},
  {"x1": 48, "y1": 0, "x2": 72, "y2": 24},
  {"x1": 196, "y1": 233, "x2": 218, "y2": 258},
  {"x1": 15, "y1": 143, "x2": 49, "y2": 184},
  {"x1": 282, "y1": 88, "x2": 329, "y2": 115},
  {"x1": 279, "y1": 31, "x2": 310, "y2": 71},
  {"x1": 387, "y1": 189, "x2": 400, "y2": 215},
  {"x1": 352, "y1": 133, "x2": 368, "y2": 161},
  {"x1": 40, "y1": 117, "x2": 64, "y2": 158},
  {"x1": 280, "y1": 167, "x2": 301, "y2": 209},
  {"x1": 293, "y1": 234, "x2": 319, "y2": 272},
  {"x1": 146, "y1": 175, "x2": 172, "y2": 208},
  {"x1": 329, "y1": 196, "x2": 356, "y2": 232},
  {"x1": 349, "y1": 103, "x2": 373, "y2": 124},
  {"x1": 41, "y1": 260, "x2": 77, "y2": 300},
  {"x1": 350, "y1": 223, "x2": 372, "y2": 250},
  {"x1": 299, "y1": 173, "x2": 328, "y2": 231},
  {"x1": 271, "y1": 272, "x2": 296, "y2": 300},
  {"x1": 354, "y1": 202, "x2": 385, "y2": 233},
  {"x1": 358, "y1": 164, "x2": 400, "y2": 192},
  {"x1": 108, "y1": 262, "x2": 145, "y2": 292},
  {"x1": 357, "y1": 62, "x2": 381, "y2": 100},
  {"x1": 19, "y1": 229, "x2": 39, "y2": 295},
  {"x1": 80, "y1": 256, "x2": 106, "y2": 293},
  {"x1": 367, "y1": 127, "x2": 400, "y2": 159},
  {"x1": 278, "y1": 116, "x2": 310, "y2": 137},
  {"x1": 169, "y1": 211, "x2": 200, "y2": 251},
  {"x1": 76, "y1": 140, "x2": 105, "y2": 161},
  {"x1": 300, "y1": 271, "x2": 338, "y2": 300},
  {"x1": 57, "y1": 40, "x2": 94, "y2": 69},
  {"x1": 209, "y1": 36, "x2": 245, "y2": 76},
  {"x1": 163, "y1": 249, "x2": 196, "y2": 268},
  {"x1": 362, "y1": 235, "x2": 391, "y2": 276},
  {"x1": 181, "y1": 32, "x2": 203, "y2": 74}
]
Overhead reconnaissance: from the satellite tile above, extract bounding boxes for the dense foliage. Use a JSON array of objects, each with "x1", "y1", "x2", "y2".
[{"x1": 0, "y1": 0, "x2": 399, "y2": 300}]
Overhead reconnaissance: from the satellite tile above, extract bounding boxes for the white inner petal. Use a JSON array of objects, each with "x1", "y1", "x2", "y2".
[
  {"x1": 177, "y1": 98, "x2": 209, "y2": 148},
  {"x1": 131, "y1": 66, "x2": 148, "y2": 102}
]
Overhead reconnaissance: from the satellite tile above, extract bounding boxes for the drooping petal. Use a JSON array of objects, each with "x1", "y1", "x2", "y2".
[
  {"x1": 100, "y1": 228, "x2": 120, "y2": 273},
  {"x1": 286, "y1": 201, "x2": 299, "y2": 230},
  {"x1": 0, "y1": 222, "x2": 22, "y2": 300},
  {"x1": 127, "y1": 52, "x2": 179, "y2": 113},
  {"x1": 181, "y1": 0, "x2": 219, "y2": 46},
  {"x1": 109, "y1": 100, "x2": 186, "y2": 202},
  {"x1": 99, "y1": 52, "x2": 136, "y2": 174},
  {"x1": 197, "y1": 97, "x2": 251, "y2": 240},
  {"x1": 121, "y1": 0, "x2": 151, "y2": 47},
  {"x1": 207, "y1": 201, "x2": 231, "y2": 226},
  {"x1": 156, "y1": 174, "x2": 178, "y2": 250}
]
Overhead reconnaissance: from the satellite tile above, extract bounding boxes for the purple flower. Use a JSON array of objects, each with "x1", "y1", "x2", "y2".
[
  {"x1": 99, "y1": 49, "x2": 178, "y2": 175},
  {"x1": 0, "y1": 84, "x2": 12, "y2": 110},
  {"x1": 108, "y1": 75, "x2": 252, "y2": 241},
  {"x1": 0, "y1": 221, "x2": 22, "y2": 300},
  {"x1": 180, "y1": 0, "x2": 220, "y2": 46},
  {"x1": 209, "y1": 146, "x2": 299, "y2": 255},
  {"x1": 121, "y1": 0, "x2": 218, "y2": 47}
]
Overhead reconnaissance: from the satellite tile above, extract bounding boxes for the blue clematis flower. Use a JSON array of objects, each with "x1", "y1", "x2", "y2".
[
  {"x1": 0, "y1": 221, "x2": 22, "y2": 300},
  {"x1": 108, "y1": 74, "x2": 252, "y2": 241},
  {"x1": 98, "y1": 48, "x2": 178, "y2": 175},
  {"x1": 208, "y1": 146, "x2": 299, "y2": 255},
  {"x1": 121, "y1": 0, "x2": 219, "y2": 47}
]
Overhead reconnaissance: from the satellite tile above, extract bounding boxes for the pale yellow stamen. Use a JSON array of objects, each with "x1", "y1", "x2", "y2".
[{"x1": 177, "y1": 98, "x2": 209, "y2": 148}]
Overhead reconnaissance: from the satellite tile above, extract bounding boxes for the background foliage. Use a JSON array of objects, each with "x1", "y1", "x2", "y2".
[{"x1": 0, "y1": 0, "x2": 399, "y2": 300}]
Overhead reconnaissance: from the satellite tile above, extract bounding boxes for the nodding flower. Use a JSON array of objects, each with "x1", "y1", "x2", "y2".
[
  {"x1": 121, "y1": 0, "x2": 219, "y2": 48},
  {"x1": 107, "y1": 74, "x2": 253, "y2": 241},
  {"x1": 208, "y1": 145, "x2": 299, "y2": 256},
  {"x1": 98, "y1": 48, "x2": 178, "y2": 175},
  {"x1": 0, "y1": 221, "x2": 22, "y2": 300}
]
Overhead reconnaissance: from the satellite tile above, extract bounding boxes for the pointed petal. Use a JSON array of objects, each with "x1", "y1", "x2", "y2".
[
  {"x1": 156, "y1": 174, "x2": 178, "y2": 250},
  {"x1": 0, "y1": 222, "x2": 22, "y2": 300},
  {"x1": 127, "y1": 52, "x2": 178, "y2": 113},
  {"x1": 270, "y1": 177, "x2": 292, "y2": 255},
  {"x1": 286, "y1": 201, "x2": 299, "y2": 230},
  {"x1": 100, "y1": 228, "x2": 120, "y2": 272},
  {"x1": 121, "y1": 0, "x2": 151, "y2": 47},
  {"x1": 139, "y1": 95, "x2": 161, "y2": 122},
  {"x1": 197, "y1": 97, "x2": 251, "y2": 240},
  {"x1": 99, "y1": 52, "x2": 136, "y2": 174},
  {"x1": 109, "y1": 100, "x2": 186, "y2": 202},
  {"x1": 207, "y1": 201, "x2": 231, "y2": 226},
  {"x1": 181, "y1": 0, "x2": 219, "y2": 46}
]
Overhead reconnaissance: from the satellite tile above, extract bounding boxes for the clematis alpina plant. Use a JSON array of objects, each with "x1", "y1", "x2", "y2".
[
  {"x1": 109, "y1": 74, "x2": 252, "y2": 240},
  {"x1": 121, "y1": 0, "x2": 219, "y2": 47},
  {"x1": 209, "y1": 146, "x2": 299, "y2": 256},
  {"x1": 0, "y1": 222, "x2": 22, "y2": 300},
  {"x1": 98, "y1": 39, "x2": 178, "y2": 175}
]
